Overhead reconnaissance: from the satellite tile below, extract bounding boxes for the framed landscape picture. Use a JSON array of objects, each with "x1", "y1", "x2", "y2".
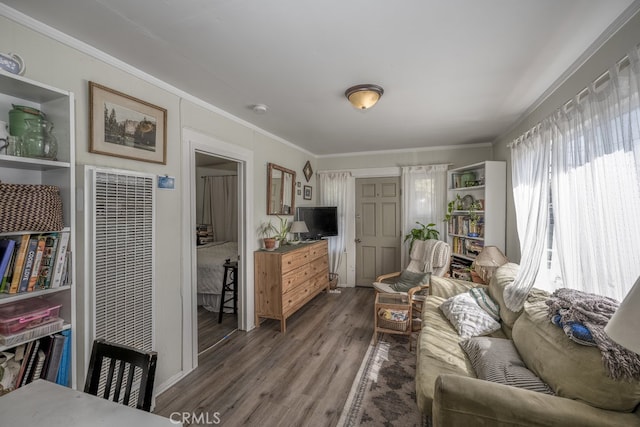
[{"x1": 89, "y1": 82, "x2": 167, "y2": 164}]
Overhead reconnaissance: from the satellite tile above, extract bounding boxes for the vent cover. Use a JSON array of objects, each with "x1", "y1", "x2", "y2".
[{"x1": 90, "y1": 169, "x2": 155, "y2": 352}]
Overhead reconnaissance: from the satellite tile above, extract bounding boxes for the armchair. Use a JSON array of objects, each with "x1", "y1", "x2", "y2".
[{"x1": 373, "y1": 239, "x2": 451, "y2": 294}]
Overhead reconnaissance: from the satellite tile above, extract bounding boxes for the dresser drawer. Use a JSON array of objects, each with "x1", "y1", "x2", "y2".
[
  {"x1": 281, "y1": 248, "x2": 309, "y2": 273},
  {"x1": 308, "y1": 256, "x2": 328, "y2": 277},
  {"x1": 308, "y1": 241, "x2": 328, "y2": 261},
  {"x1": 282, "y1": 283, "x2": 313, "y2": 314},
  {"x1": 282, "y1": 265, "x2": 310, "y2": 293}
]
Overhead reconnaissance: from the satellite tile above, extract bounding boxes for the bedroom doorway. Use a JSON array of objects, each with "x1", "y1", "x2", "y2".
[
  {"x1": 181, "y1": 128, "x2": 254, "y2": 374},
  {"x1": 194, "y1": 153, "x2": 239, "y2": 357}
]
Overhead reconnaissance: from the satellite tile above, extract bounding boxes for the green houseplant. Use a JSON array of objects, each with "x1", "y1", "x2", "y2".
[
  {"x1": 258, "y1": 220, "x2": 278, "y2": 249},
  {"x1": 404, "y1": 222, "x2": 440, "y2": 252}
]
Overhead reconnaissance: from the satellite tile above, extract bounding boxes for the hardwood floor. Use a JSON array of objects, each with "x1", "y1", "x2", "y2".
[
  {"x1": 155, "y1": 287, "x2": 375, "y2": 427},
  {"x1": 198, "y1": 306, "x2": 237, "y2": 354}
]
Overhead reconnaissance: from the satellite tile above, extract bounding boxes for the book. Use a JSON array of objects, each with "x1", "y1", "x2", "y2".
[
  {"x1": 36, "y1": 233, "x2": 59, "y2": 290},
  {"x1": 0, "y1": 248, "x2": 16, "y2": 293},
  {"x1": 55, "y1": 329, "x2": 71, "y2": 386},
  {"x1": 0, "y1": 239, "x2": 16, "y2": 292},
  {"x1": 14, "y1": 340, "x2": 34, "y2": 388},
  {"x1": 8, "y1": 235, "x2": 31, "y2": 294},
  {"x1": 50, "y1": 232, "x2": 70, "y2": 289},
  {"x1": 17, "y1": 236, "x2": 39, "y2": 293},
  {"x1": 44, "y1": 334, "x2": 66, "y2": 382},
  {"x1": 30, "y1": 349, "x2": 46, "y2": 384},
  {"x1": 20, "y1": 338, "x2": 40, "y2": 387},
  {"x1": 27, "y1": 236, "x2": 47, "y2": 292}
]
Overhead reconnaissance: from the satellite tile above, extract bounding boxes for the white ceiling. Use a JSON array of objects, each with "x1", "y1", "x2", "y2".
[{"x1": 2, "y1": 0, "x2": 637, "y2": 155}]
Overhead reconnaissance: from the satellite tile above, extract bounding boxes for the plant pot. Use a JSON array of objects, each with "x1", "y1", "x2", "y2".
[{"x1": 263, "y1": 238, "x2": 276, "y2": 250}]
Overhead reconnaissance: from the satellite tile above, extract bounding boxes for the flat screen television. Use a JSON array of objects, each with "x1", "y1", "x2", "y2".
[{"x1": 296, "y1": 206, "x2": 338, "y2": 240}]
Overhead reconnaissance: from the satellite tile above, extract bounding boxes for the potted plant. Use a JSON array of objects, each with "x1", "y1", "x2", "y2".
[
  {"x1": 467, "y1": 200, "x2": 483, "y2": 237},
  {"x1": 444, "y1": 194, "x2": 463, "y2": 223},
  {"x1": 404, "y1": 221, "x2": 440, "y2": 252},
  {"x1": 273, "y1": 215, "x2": 290, "y2": 244},
  {"x1": 258, "y1": 220, "x2": 278, "y2": 249}
]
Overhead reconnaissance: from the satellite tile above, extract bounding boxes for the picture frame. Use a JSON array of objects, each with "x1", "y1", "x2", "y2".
[
  {"x1": 297, "y1": 189, "x2": 301, "y2": 196},
  {"x1": 303, "y1": 160, "x2": 313, "y2": 182},
  {"x1": 89, "y1": 81, "x2": 167, "y2": 164},
  {"x1": 303, "y1": 185, "x2": 312, "y2": 200}
]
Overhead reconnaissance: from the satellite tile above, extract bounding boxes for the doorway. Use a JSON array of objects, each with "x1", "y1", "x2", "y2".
[
  {"x1": 194, "y1": 153, "x2": 239, "y2": 357},
  {"x1": 355, "y1": 177, "x2": 401, "y2": 286},
  {"x1": 181, "y1": 128, "x2": 254, "y2": 373}
]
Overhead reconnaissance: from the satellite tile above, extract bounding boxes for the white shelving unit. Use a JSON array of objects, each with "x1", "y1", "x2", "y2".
[
  {"x1": 0, "y1": 70, "x2": 75, "y2": 387},
  {"x1": 446, "y1": 161, "x2": 505, "y2": 279}
]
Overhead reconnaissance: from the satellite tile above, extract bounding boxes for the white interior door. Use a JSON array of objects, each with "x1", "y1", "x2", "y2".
[{"x1": 355, "y1": 177, "x2": 401, "y2": 286}]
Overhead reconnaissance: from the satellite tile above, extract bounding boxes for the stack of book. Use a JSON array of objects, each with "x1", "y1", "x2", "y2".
[
  {"x1": 196, "y1": 224, "x2": 214, "y2": 245},
  {"x1": 0, "y1": 231, "x2": 70, "y2": 294},
  {"x1": 0, "y1": 330, "x2": 70, "y2": 395}
]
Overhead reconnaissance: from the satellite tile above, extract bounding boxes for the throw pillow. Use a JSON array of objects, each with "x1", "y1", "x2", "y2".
[
  {"x1": 459, "y1": 336, "x2": 555, "y2": 395},
  {"x1": 469, "y1": 287, "x2": 500, "y2": 321},
  {"x1": 391, "y1": 270, "x2": 430, "y2": 292},
  {"x1": 439, "y1": 292, "x2": 501, "y2": 338}
]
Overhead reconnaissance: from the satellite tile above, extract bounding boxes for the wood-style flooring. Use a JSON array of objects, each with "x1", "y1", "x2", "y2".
[
  {"x1": 155, "y1": 287, "x2": 375, "y2": 427},
  {"x1": 198, "y1": 306, "x2": 238, "y2": 354}
]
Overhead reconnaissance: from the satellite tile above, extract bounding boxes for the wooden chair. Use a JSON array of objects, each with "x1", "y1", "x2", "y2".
[{"x1": 84, "y1": 338, "x2": 158, "y2": 412}]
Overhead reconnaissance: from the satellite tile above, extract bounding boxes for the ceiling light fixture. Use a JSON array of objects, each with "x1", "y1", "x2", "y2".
[
  {"x1": 345, "y1": 84, "x2": 384, "y2": 110},
  {"x1": 251, "y1": 104, "x2": 268, "y2": 114}
]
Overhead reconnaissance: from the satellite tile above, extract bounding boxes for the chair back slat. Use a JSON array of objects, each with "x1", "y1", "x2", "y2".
[{"x1": 84, "y1": 339, "x2": 158, "y2": 412}]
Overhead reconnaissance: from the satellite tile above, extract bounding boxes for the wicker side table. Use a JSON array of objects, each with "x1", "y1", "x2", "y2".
[{"x1": 374, "y1": 292, "x2": 413, "y2": 350}]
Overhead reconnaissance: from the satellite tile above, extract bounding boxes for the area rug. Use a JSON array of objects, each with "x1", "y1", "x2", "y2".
[{"x1": 337, "y1": 334, "x2": 428, "y2": 427}]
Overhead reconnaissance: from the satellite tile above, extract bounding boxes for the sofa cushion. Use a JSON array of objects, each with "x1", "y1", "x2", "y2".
[
  {"x1": 440, "y1": 292, "x2": 501, "y2": 339},
  {"x1": 488, "y1": 263, "x2": 522, "y2": 332},
  {"x1": 459, "y1": 336, "x2": 554, "y2": 395},
  {"x1": 469, "y1": 287, "x2": 500, "y2": 321},
  {"x1": 512, "y1": 299, "x2": 640, "y2": 412}
]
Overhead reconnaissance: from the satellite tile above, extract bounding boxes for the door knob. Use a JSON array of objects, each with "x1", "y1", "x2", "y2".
[{"x1": 355, "y1": 238, "x2": 362, "y2": 243}]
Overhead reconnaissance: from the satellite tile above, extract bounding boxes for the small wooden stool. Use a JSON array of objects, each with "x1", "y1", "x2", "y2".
[{"x1": 219, "y1": 259, "x2": 238, "y2": 323}]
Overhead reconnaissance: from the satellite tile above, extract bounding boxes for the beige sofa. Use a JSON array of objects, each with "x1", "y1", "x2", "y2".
[{"x1": 415, "y1": 263, "x2": 640, "y2": 426}]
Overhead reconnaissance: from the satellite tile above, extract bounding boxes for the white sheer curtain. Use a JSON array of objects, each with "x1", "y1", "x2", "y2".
[
  {"x1": 401, "y1": 165, "x2": 448, "y2": 268},
  {"x1": 202, "y1": 176, "x2": 238, "y2": 242},
  {"x1": 505, "y1": 123, "x2": 551, "y2": 310},
  {"x1": 507, "y1": 45, "x2": 640, "y2": 308},
  {"x1": 318, "y1": 172, "x2": 354, "y2": 276},
  {"x1": 551, "y1": 47, "x2": 640, "y2": 301}
]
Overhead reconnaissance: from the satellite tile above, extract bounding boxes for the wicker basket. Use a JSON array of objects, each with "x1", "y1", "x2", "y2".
[
  {"x1": 377, "y1": 309, "x2": 410, "y2": 332},
  {"x1": 0, "y1": 183, "x2": 64, "y2": 232}
]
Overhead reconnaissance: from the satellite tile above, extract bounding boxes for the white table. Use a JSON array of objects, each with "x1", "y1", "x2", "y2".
[{"x1": 0, "y1": 379, "x2": 179, "y2": 426}]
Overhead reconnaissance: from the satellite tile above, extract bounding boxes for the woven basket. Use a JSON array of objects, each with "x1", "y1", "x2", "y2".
[
  {"x1": 377, "y1": 309, "x2": 409, "y2": 332},
  {"x1": 0, "y1": 183, "x2": 64, "y2": 232}
]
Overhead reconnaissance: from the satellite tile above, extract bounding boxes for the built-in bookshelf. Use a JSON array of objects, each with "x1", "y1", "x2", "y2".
[
  {"x1": 446, "y1": 161, "x2": 505, "y2": 280},
  {"x1": 0, "y1": 70, "x2": 75, "y2": 392}
]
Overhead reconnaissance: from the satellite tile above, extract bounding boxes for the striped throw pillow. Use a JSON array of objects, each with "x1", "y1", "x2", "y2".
[{"x1": 459, "y1": 336, "x2": 555, "y2": 395}]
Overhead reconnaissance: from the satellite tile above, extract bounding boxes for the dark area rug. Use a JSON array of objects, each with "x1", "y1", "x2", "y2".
[{"x1": 337, "y1": 334, "x2": 428, "y2": 427}]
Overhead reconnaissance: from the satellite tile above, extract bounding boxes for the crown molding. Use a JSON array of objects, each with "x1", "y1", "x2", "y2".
[{"x1": 316, "y1": 141, "x2": 493, "y2": 159}]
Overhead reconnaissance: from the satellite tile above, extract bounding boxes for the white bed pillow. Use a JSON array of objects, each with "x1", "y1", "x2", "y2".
[{"x1": 440, "y1": 292, "x2": 501, "y2": 339}]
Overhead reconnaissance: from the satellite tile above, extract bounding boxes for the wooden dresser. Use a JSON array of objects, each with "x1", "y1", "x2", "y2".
[{"x1": 254, "y1": 240, "x2": 329, "y2": 332}]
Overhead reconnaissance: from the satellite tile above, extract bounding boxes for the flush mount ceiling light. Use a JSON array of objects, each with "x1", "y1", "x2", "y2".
[
  {"x1": 345, "y1": 84, "x2": 384, "y2": 110},
  {"x1": 251, "y1": 104, "x2": 268, "y2": 114}
]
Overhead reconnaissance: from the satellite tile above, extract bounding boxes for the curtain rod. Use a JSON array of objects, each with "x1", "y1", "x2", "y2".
[
  {"x1": 509, "y1": 45, "x2": 636, "y2": 149},
  {"x1": 201, "y1": 174, "x2": 237, "y2": 178}
]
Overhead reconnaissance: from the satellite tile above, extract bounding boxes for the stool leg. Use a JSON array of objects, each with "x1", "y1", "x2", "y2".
[{"x1": 219, "y1": 266, "x2": 229, "y2": 324}]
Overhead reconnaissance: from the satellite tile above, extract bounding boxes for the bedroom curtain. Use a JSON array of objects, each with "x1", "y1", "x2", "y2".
[
  {"x1": 400, "y1": 165, "x2": 448, "y2": 268},
  {"x1": 507, "y1": 45, "x2": 640, "y2": 309},
  {"x1": 318, "y1": 172, "x2": 354, "y2": 276},
  {"x1": 202, "y1": 176, "x2": 238, "y2": 242}
]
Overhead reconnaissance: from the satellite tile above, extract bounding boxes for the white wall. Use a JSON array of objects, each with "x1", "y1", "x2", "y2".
[
  {"x1": 492, "y1": 9, "x2": 640, "y2": 262},
  {"x1": 0, "y1": 13, "x2": 318, "y2": 391}
]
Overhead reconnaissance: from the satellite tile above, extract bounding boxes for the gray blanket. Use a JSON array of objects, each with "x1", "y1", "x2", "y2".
[{"x1": 546, "y1": 288, "x2": 640, "y2": 381}]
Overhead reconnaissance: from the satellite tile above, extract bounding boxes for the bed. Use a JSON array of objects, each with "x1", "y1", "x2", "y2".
[{"x1": 196, "y1": 241, "x2": 238, "y2": 312}]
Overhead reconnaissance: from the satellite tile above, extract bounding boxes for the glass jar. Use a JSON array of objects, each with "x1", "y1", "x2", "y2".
[{"x1": 22, "y1": 118, "x2": 57, "y2": 159}]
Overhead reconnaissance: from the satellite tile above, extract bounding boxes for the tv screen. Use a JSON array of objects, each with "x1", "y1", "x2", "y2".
[{"x1": 296, "y1": 206, "x2": 338, "y2": 240}]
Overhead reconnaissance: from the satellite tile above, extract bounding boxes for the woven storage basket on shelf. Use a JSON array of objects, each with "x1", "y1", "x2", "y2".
[
  {"x1": 0, "y1": 183, "x2": 64, "y2": 232},
  {"x1": 377, "y1": 308, "x2": 409, "y2": 332}
]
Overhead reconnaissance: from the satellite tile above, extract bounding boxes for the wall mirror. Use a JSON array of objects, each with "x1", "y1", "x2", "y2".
[{"x1": 267, "y1": 163, "x2": 296, "y2": 215}]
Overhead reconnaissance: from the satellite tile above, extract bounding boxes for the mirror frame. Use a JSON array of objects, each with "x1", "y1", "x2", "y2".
[{"x1": 267, "y1": 162, "x2": 296, "y2": 215}]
